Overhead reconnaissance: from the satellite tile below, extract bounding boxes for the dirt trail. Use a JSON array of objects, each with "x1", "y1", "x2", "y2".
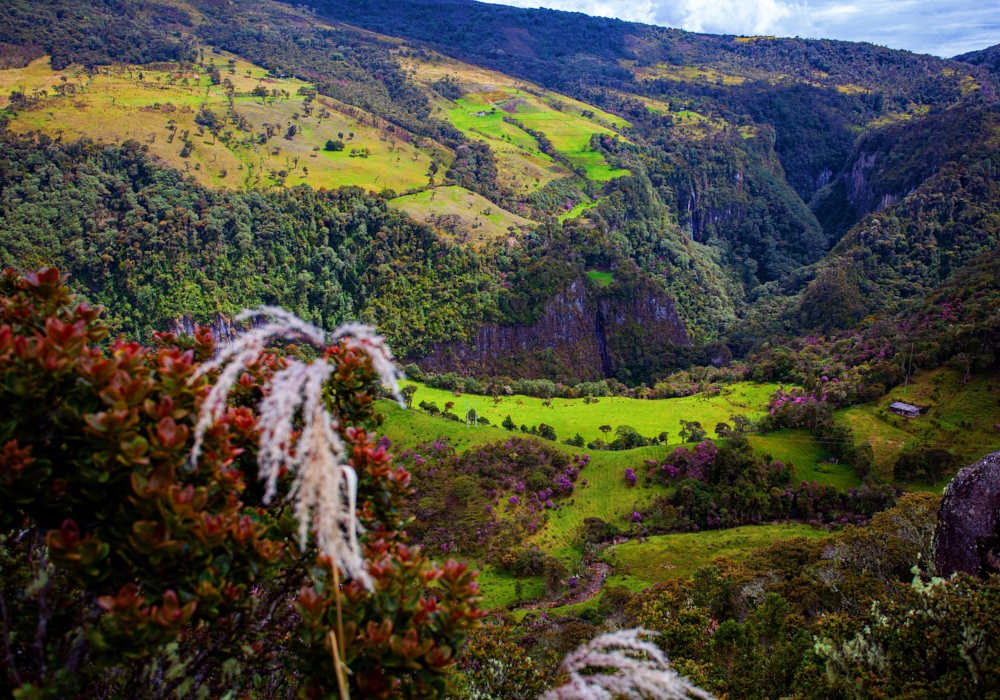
[{"x1": 518, "y1": 562, "x2": 611, "y2": 611}]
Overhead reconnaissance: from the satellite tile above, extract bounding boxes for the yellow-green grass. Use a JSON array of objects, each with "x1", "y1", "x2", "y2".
[
  {"x1": 1, "y1": 55, "x2": 437, "y2": 193},
  {"x1": 390, "y1": 186, "x2": 532, "y2": 246},
  {"x1": 379, "y1": 392, "x2": 670, "y2": 554},
  {"x1": 444, "y1": 91, "x2": 630, "y2": 182},
  {"x1": 630, "y1": 63, "x2": 747, "y2": 86},
  {"x1": 509, "y1": 101, "x2": 629, "y2": 181},
  {"x1": 399, "y1": 51, "x2": 571, "y2": 193},
  {"x1": 834, "y1": 367, "x2": 1000, "y2": 490},
  {"x1": 377, "y1": 401, "x2": 671, "y2": 549},
  {"x1": 541, "y1": 524, "x2": 830, "y2": 618},
  {"x1": 748, "y1": 429, "x2": 862, "y2": 490},
  {"x1": 542, "y1": 446, "x2": 672, "y2": 550},
  {"x1": 559, "y1": 199, "x2": 600, "y2": 222},
  {"x1": 585, "y1": 270, "x2": 614, "y2": 287},
  {"x1": 399, "y1": 48, "x2": 629, "y2": 185},
  {"x1": 476, "y1": 567, "x2": 546, "y2": 609},
  {"x1": 606, "y1": 524, "x2": 831, "y2": 588},
  {"x1": 399, "y1": 381, "x2": 778, "y2": 447}
]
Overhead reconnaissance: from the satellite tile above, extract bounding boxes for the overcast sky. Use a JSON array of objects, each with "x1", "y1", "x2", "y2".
[{"x1": 477, "y1": 0, "x2": 1000, "y2": 57}]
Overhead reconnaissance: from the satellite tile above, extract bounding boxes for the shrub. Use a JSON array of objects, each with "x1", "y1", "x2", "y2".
[{"x1": 0, "y1": 268, "x2": 481, "y2": 698}]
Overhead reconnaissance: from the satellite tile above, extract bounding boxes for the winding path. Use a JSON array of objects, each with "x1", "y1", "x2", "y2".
[{"x1": 517, "y1": 562, "x2": 612, "y2": 611}]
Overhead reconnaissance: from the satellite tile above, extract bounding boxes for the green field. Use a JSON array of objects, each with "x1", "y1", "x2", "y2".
[
  {"x1": 834, "y1": 367, "x2": 1000, "y2": 487},
  {"x1": 585, "y1": 270, "x2": 614, "y2": 287},
  {"x1": 535, "y1": 524, "x2": 831, "y2": 618},
  {"x1": 559, "y1": 199, "x2": 600, "y2": 221},
  {"x1": 510, "y1": 99, "x2": 630, "y2": 181},
  {"x1": 748, "y1": 429, "x2": 861, "y2": 489},
  {"x1": 477, "y1": 565, "x2": 548, "y2": 609},
  {"x1": 390, "y1": 186, "x2": 532, "y2": 246},
  {"x1": 605, "y1": 524, "x2": 831, "y2": 588},
  {"x1": 1, "y1": 54, "x2": 438, "y2": 193},
  {"x1": 379, "y1": 401, "x2": 672, "y2": 545},
  {"x1": 444, "y1": 92, "x2": 629, "y2": 181},
  {"x1": 399, "y1": 380, "x2": 778, "y2": 446}
]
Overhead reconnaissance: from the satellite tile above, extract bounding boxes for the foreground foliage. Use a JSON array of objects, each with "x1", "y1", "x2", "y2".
[
  {"x1": 0, "y1": 268, "x2": 482, "y2": 698},
  {"x1": 466, "y1": 492, "x2": 1000, "y2": 700}
]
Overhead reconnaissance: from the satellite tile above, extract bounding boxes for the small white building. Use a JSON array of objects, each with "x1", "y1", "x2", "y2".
[{"x1": 889, "y1": 401, "x2": 921, "y2": 419}]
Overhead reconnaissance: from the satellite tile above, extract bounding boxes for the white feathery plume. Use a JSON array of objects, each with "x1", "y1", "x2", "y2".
[
  {"x1": 187, "y1": 307, "x2": 402, "y2": 589},
  {"x1": 541, "y1": 629, "x2": 714, "y2": 700},
  {"x1": 330, "y1": 322, "x2": 405, "y2": 406}
]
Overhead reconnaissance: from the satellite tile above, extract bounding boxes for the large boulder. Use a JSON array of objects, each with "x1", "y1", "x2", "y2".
[{"x1": 935, "y1": 450, "x2": 1000, "y2": 577}]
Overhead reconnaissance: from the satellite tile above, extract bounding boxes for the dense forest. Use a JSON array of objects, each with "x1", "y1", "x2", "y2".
[
  {"x1": 0, "y1": 0, "x2": 997, "y2": 393},
  {"x1": 2, "y1": 2, "x2": 1000, "y2": 699}
]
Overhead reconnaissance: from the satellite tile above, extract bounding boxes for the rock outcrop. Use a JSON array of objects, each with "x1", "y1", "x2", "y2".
[
  {"x1": 415, "y1": 277, "x2": 690, "y2": 380},
  {"x1": 935, "y1": 450, "x2": 1000, "y2": 578},
  {"x1": 169, "y1": 315, "x2": 250, "y2": 344}
]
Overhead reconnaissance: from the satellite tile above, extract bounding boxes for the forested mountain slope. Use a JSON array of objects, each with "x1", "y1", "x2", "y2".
[
  {"x1": 957, "y1": 42, "x2": 1000, "y2": 76},
  {"x1": 0, "y1": 0, "x2": 998, "y2": 390},
  {"x1": 295, "y1": 0, "x2": 996, "y2": 202}
]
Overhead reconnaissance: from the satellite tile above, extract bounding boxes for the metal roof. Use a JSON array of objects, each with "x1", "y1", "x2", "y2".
[{"x1": 889, "y1": 401, "x2": 921, "y2": 412}]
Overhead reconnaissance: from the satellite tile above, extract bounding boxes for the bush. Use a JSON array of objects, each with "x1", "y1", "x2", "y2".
[
  {"x1": 324, "y1": 138, "x2": 345, "y2": 151},
  {"x1": 0, "y1": 268, "x2": 481, "y2": 698}
]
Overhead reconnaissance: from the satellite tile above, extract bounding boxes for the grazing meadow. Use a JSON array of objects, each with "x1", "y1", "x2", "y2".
[
  {"x1": 0, "y1": 53, "x2": 439, "y2": 193},
  {"x1": 390, "y1": 185, "x2": 533, "y2": 246}
]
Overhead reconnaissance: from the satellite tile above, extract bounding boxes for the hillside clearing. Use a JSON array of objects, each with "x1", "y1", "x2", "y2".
[
  {"x1": 398, "y1": 380, "x2": 778, "y2": 446},
  {"x1": 390, "y1": 186, "x2": 533, "y2": 246},
  {"x1": 1, "y1": 54, "x2": 438, "y2": 192}
]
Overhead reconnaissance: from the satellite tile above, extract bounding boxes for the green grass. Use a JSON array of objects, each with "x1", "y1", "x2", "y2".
[
  {"x1": 585, "y1": 270, "x2": 614, "y2": 287},
  {"x1": 605, "y1": 524, "x2": 831, "y2": 588},
  {"x1": 748, "y1": 429, "x2": 861, "y2": 490},
  {"x1": 390, "y1": 186, "x2": 532, "y2": 246},
  {"x1": 442, "y1": 90, "x2": 629, "y2": 182},
  {"x1": 1, "y1": 53, "x2": 437, "y2": 193},
  {"x1": 399, "y1": 381, "x2": 778, "y2": 447},
  {"x1": 558, "y1": 199, "x2": 600, "y2": 222},
  {"x1": 834, "y1": 366, "x2": 1000, "y2": 489},
  {"x1": 539, "y1": 524, "x2": 831, "y2": 618},
  {"x1": 476, "y1": 567, "x2": 545, "y2": 609},
  {"x1": 544, "y1": 446, "x2": 673, "y2": 550},
  {"x1": 379, "y1": 401, "x2": 673, "y2": 548}
]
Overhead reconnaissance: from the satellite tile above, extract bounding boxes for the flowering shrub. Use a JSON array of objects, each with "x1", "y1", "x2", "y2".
[
  {"x1": 400, "y1": 438, "x2": 575, "y2": 561},
  {"x1": 625, "y1": 467, "x2": 638, "y2": 486},
  {"x1": 0, "y1": 269, "x2": 481, "y2": 698},
  {"x1": 647, "y1": 441, "x2": 718, "y2": 485},
  {"x1": 637, "y1": 436, "x2": 897, "y2": 532}
]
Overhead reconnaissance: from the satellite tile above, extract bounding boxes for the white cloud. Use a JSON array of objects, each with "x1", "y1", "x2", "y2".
[{"x1": 477, "y1": 0, "x2": 1000, "y2": 57}]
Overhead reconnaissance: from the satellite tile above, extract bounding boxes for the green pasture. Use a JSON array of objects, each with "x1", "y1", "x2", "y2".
[
  {"x1": 748, "y1": 429, "x2": 861, "y2": 490},
  {"x1": 604, "y1": 524, "x2": 831, "y2": 589},
  {"x1": 1, "y1": 53, "x2": 437, "y2": 193},
  {"x1": 442, "y1": 90, "x2": 629, "y2": 181},
  {"x1": 834, "y1": 366, "x2": 1000, "y2": 488},
  {"x1": 390, "y1": 186, "x2": 532, "y2": 246},
  {"x1": 398, "y1": 380, "x2": 777, "y2": 446},
  {"x1": 379, "y1": 401, "x2": 673, "y2": 543},
  {"x1": 585, "y1": 270, "x2": 614, "y2": 287},
  {"x1": 543, "y1": 446, "x2": 673, "y2": 550},
  {"x1": 476, "y1": 567, "x2": 546, "y2": 609},
  {"x1": 559, "y1": 199, "x2": 600, "y2": 221},
  {"x1": 538, "y1": 524, "x2": 831, "y2": 619}
]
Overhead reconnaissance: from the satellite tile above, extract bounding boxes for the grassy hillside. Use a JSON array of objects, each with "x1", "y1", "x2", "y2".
[
  {"x1": 0, "y1": 53, "x2": 439, "y2": 192},
  {"x1": 748, "y1": 429, "x2": 861, "y2": 490},
  {"x1": 398, "y1": 380, "x2": 777, "y2": 446},
  {"x1": 401, "y1": 49, "x2": 629, "y2": 186},
  {"x1": 390, "y1": 185, "x2": 532, "y2": 246},
  {"x1": 835, "y1": 367, "x2": 1000, "y2": 489}
]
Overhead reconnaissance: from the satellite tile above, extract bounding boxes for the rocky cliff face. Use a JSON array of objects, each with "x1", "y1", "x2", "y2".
[
  {"x1": 169, "y1": 315, "x2": 259, "y2": 344},
  {"x1": 936, "y1": 450, "x2": 1000, "y2": 578},
  {"x1": 415, "y1": 278, "x2": 691, "y2": 380}
]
